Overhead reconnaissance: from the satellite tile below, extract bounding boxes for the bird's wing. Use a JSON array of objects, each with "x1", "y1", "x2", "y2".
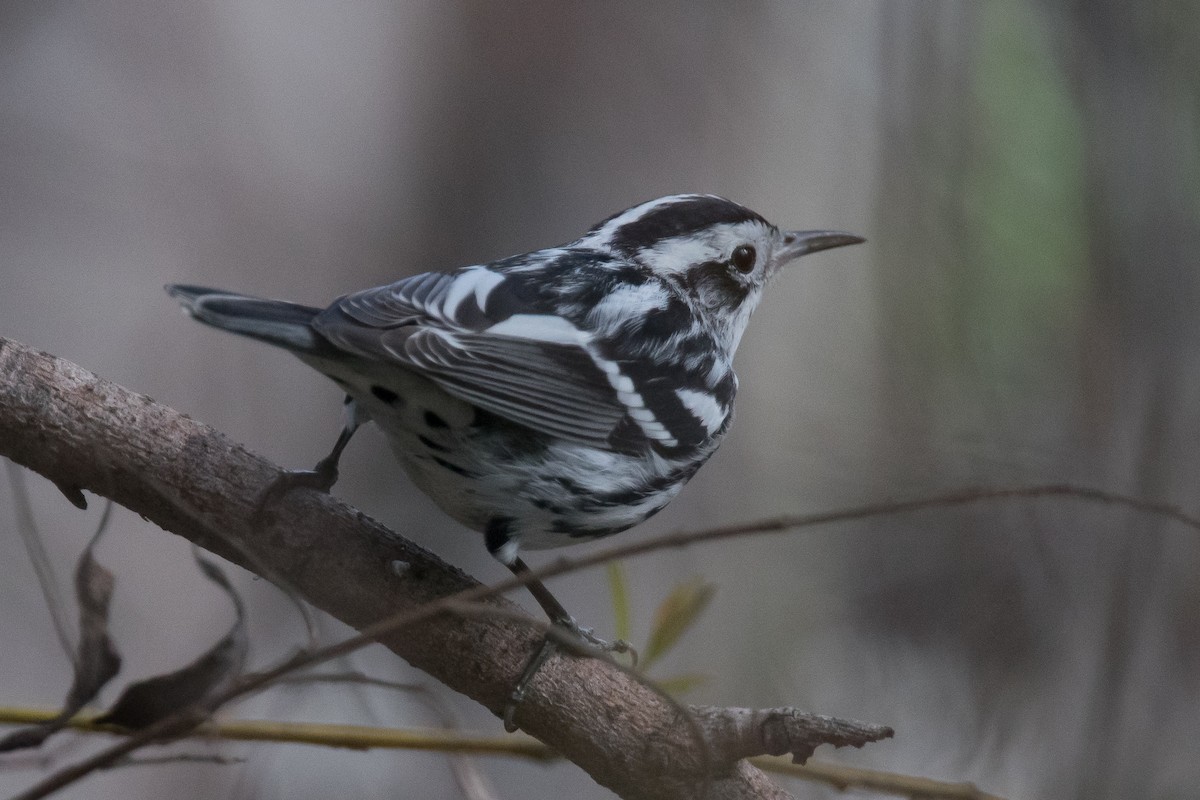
[{"x1": 311, "y1": 267, "x2": 686, "y2": 451}]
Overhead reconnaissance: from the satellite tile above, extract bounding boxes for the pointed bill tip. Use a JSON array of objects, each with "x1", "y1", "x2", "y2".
[{"x1": 778, "y1": 230, "x2": 865, "y2": 262}]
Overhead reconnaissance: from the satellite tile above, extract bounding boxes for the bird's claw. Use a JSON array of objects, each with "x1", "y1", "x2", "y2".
[
  {"x1": 252, "y1": 459, "x2": 339, "y2": 524},
  {"x1": 558, "y1": 618, "x2": 637, "y2": 664},
  {"x1": 502, "y1": 619, "x2": 637, "y2": 732}
]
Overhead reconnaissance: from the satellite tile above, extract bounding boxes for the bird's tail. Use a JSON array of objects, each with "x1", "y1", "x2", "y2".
[{"x1": 166, "y1": 284, "x2": 324, "y2": 353}]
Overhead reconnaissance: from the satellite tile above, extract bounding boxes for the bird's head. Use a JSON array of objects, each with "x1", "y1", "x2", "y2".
[{"x1": 579, "y1": 194, "x2": 863, "y2": 355}]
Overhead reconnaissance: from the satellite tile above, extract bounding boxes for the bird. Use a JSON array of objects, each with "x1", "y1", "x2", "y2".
[{"x1": 167, "y1": 193, "x2": 862, "y2": 726}]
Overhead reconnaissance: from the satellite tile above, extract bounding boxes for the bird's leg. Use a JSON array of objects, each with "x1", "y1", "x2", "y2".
[
  {"x1": 502, "y1": 557, "x2": 635, "y2": 732},
  {"x1": 255, "y1": 397, "x2": 362, "y2": 515}
]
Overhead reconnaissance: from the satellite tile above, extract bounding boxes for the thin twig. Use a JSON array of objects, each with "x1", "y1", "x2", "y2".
[
  {"x1": 118, "y1": 753, "x2": 246, "y2": 768},
  {"x1": 6, "y1": 462, "x2": 75, "y2": 661},
  {"x1": 278, "y1": 482, "x2": 1200, "y2": 685},
  {"x1": 255, "y1": 483, "x2": 1198, "y2": 681},
  {"x1": 151, "y1": 477, "x2": 321, "y2": 652},
  {"x1": 751, "y1": 755, "x2": 1007, "y2": 800},
  {"x1": 9, "y1": 710, "x2": 208, "y2": 800},
  {"x1": 275, "y1": 668, "x2": 502, "y2": 800},
  {"x1": 0, "y1": 706, "x2": 550, "y2": 758},
  {"x1": 272, "y1": 671, "x2": 426, "y2": 694},
  {"x1": 591, "y1": 484, "x2": 1200, "y2": 566}
]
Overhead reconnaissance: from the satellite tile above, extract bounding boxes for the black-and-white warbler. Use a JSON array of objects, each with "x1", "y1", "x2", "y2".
[{"x1": 168, "y1": 194, "x2": 861, "y2": 723}]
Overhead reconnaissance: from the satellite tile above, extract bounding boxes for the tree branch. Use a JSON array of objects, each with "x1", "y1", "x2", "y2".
[{"x1": 0, "y1": 336, "x2": 885, "y2": 798}]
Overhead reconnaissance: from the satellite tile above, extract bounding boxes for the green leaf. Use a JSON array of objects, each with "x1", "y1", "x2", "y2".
[
  {"x1": 654, "y1": 673, "x2": 710, "y2": 696},
  {"x1": 605, "y1": 562, "x2": 632, "y2": 644},
  {"x1": 641, "y1": 578, "x2": 716, "y2": 670}
]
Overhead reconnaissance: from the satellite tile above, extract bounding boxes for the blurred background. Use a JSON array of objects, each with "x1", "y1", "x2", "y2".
[{"x1": 2, "y1": 2, "x2": 1198, "y2": 798}]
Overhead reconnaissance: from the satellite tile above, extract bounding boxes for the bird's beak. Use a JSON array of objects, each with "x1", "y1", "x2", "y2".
[{"x1": 776, "y1": 230, "x2": 865, "y2": 265}]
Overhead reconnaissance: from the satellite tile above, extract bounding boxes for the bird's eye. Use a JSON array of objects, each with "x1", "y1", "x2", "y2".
[{"x1": 730, "y1": 244, "x2": 756, "y2": 273}]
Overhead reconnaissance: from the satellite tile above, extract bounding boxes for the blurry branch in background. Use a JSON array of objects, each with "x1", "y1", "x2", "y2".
[
  {"x1": 273, "y1": 669, "x2": 502, "y2": 800},
  {"x1": 758, "y1": 757, "x2": 1005, "y2": 800},
  {"x1": 5, "y1": 337, "x2": 1196, "y2": 797},
  {"x1": 6, "y1": 463, "x2": 75, "y2": 660}
]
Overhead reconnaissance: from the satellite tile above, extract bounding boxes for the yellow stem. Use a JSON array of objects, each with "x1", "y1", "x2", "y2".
[{"x1": 1, "y1": 706, "x2": 1008, "y2": 798}]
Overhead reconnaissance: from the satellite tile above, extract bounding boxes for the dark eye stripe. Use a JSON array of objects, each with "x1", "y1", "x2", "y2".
[{"x1": 687, "y1": 261, "x2": 749, "y2": 307}]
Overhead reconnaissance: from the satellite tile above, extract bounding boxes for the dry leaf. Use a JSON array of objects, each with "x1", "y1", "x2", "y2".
[
  {"x1": 1, "y1": 508, "x2": 122, "y2": 751},
  {"x1": 97, "y1": 551, "x2": 246, "y2": 730}
]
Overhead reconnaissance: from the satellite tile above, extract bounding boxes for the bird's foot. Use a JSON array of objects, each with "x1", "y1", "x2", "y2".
[
  {"x1": 252, "y1": 457, "x2": 340, "y2": 523},
  {"x1": 502, "y1": 618, "x2": 637, "y2": 733}
]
